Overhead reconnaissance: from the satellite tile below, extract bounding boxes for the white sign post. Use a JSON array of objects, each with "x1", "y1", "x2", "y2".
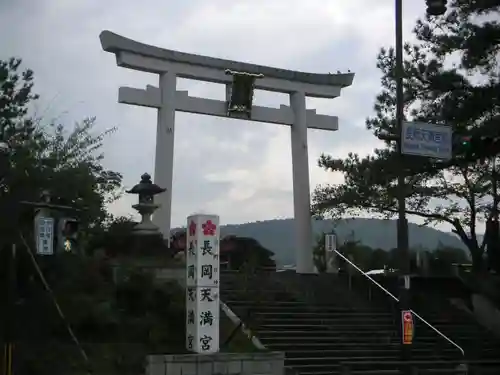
[
  {"x1": 324, "y1": 234, "x2": 338, "y2": 273},
  {"x1": 186, "y1": 214, "x2": 220, "y2": 354},
  {"x1": 36, "y1": 216, "x2": 54, "y2": 255},
  {"x1": 401, "y1": 121, "x2": 452, "y2": 160}
]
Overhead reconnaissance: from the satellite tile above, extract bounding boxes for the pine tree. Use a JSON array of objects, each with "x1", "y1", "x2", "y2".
[{"x1": 312, "y1": 1, "x2": 500, "y2": 271}]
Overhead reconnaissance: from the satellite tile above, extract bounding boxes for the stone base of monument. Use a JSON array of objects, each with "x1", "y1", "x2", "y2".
[{"x1": 146, "y1": 352, "x2": 284, "y2": 375}]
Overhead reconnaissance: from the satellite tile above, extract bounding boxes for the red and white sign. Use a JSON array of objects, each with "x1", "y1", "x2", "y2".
[
  {"x1": 185, "y1": 214, "x2": 220, "y2": 354},
  {"x1": 403, "y1": 311, "x2": 412, "y2": 322},
  {"x1": 402, "y1": 310, "x2": 414, "y2": 345}
]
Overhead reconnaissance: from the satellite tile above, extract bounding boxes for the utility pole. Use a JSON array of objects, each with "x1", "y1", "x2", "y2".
[
  {"x1": 2, "y1": 245, "x2": 16, "y2": 375},
  {"x1": 393, "y1": 1, "x2": 413, "y2": 372},
  {"x1": 377, "y1": 3, "x2": 412, "y2": 365},
  {"x1": 394, "y1": 0, "x2": 409, "y2": 277},
  {"x1": 378, "y1": 0, "x2": 409, "y2": 280},
  {"x1": 378, "y1": 2, "x2": 448, "y2": 371},
  {"x1": 0, "y1": 122, "x2": 14, "y2": 375}
]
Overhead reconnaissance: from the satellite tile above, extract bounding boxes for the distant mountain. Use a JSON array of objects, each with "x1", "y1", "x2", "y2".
[{"x1": 219, "y1": 218, "x2": 471, "y2": 266}]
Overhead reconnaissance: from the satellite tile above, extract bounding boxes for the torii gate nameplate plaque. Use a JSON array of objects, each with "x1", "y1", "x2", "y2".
[{"x1": 100, "y1": 30, "x2": 354, "y2": 274}]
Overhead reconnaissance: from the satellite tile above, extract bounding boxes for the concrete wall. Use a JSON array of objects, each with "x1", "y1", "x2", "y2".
[{"x1": 146, "y1": 352, "x2": 284, "y2": 375}]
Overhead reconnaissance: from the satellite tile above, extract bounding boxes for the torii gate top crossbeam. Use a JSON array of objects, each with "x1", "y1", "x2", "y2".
[{"x1": 99, "y1": 31, "x2": 355, "y2": 99}]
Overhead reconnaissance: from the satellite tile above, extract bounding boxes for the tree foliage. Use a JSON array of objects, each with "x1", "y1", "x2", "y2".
[
  {"x1": 86, "y1": 216, "x2": 173, "y2": 258},
  {"x1": 170, "y1": 230, "x2": 276, "y2": 271},
  {"x1": 0, "y1": 58, "x2": 123, "y2": 244},
  {"x1": 222, "y1": 235, "x2": 276, "y2": 271},
  {"x1": 312, "y1": 230, "x2": 468, "y2": 275},
  {"x1": 10, "y1": 255, "x2": 186, "y2": 374},
  {"x1": 312, "y1": 2, "x2": 500, "y2": 271}
]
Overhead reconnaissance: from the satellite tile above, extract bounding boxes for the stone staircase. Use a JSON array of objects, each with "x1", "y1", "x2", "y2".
[{"x1": 221, "y1": 270, "x2": 500, "y2": 374}]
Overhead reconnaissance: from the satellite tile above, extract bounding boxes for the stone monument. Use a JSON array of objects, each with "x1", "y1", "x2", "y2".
[
  {"x1": 185, "y1": 213, "x2": 220, "y2": 354},
  {"x1": 100, "y1": 30, "x2": 355, "y2": 274}
]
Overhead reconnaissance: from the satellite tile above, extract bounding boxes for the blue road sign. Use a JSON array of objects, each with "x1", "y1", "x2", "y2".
[{"x1": 402, "y1": 121, "x2": 452, "y2": 160}]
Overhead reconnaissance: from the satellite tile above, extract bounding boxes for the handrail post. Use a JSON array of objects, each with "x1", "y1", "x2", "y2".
[
  {"x1": 399, "y1": 273, "x2": 412, "y2": 372},
  {"x1": 348, "y1": 254, "x2": 354, "y2": 291}
]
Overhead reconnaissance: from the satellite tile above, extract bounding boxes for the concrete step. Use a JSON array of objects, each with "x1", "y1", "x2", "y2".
[
  {"x1": 259, "y1": 323, "x2": 396, "y2": 331},
  {"x1": 417, "y1": 328, "x2": 495, "y2": 339},
  {"x1": 253, "y1": 311, "x2": 395, "y2": 320},
  {"x1": 222, "y1": 297, "x2": 298, "y2": 303},
  {"x1": 220, "y1": 292, "x2": 290, "y2": 297},
  {"x1": 223, "y1": 300, "x2": 306, "y2": 307},
  {"x1": 416, "y1": 333, "x2": 498, "y2": 344},
  {"x1": 291, "y1": 360, "x2": 493, "y2": 374},
  {"x1": 254, "y1": 317, "x2": 394, "y2": 325},
  {"x1": 226, "y1": 302, "x2": 390, "y2": 313},
  {"x1": 254, "y1": 309, "x2": 395, "y2": 316},
  {"x1": 287, "y1": 363, "x2": 421, "y2": 374},
  {"x1": 285, "y1": 355, "x2": 399, "y2": 365},
  {"x1": 414, "y1": 315, "x2": 480, "y2": 326},
  {"x1": 258, "y1": 323, "x2": 489, "y2": 336},
  {"x1": 258, "y1": 334, "x2": 473, "y2": 345},
  {"x1": 339, "y1": 359, "x2": 500, "y2": 373},
  {"x1": 257, "y1": 330, "x2": 396, "y2": 338},
  {"x1": 260, "y1": 336, "x2": 399, "y2": 345},
  {"x1": 280, "y1": 348, "x2": 466, "y2": 358},
  {"x1": 296, "y1": 371, "x2": 400, "y2": 375},
  {"x1": 262, "y1": 341, "x2": 470, "y2": 355},
  {"x1": 265, "y1": 341, "x2": 399, "y2": 348},
  {"x1": 220, "y1": 287, "x2": 288, "y2": 291},
  {"x1": 416, "y1": 323, "x2": 490, "y2": 331}
]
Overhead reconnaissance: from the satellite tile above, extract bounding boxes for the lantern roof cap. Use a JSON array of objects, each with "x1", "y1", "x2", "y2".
[{"x1": 126, "y1": 173, "x2": 166, "y2": 196}]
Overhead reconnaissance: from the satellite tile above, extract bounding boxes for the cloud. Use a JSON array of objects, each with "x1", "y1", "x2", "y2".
[{"x1": 1, "y1": 0, "x2": 429, "y2": 231}]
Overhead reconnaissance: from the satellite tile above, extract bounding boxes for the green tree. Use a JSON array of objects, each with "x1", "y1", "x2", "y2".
[
  {"x1": 223, "y1": 236, "x2": 276, "y2": 271},
  {"x1": 14, "y1": 255, "x2": 186, "y2": 374},
  {"x1": 312, "y1": 2, "x2": 500, "y2": 272},
  {"x1": 369, "y1": 248, "x2": 391, "y2": 271},
  {"x1": 424, "y1": 243, "x2": 470, "y2": 275},
  {"x1": 0, "y1": 58, "x2": 124, "y2": 356},
  {"x1": 338, "y1": 237, "x2": 373, "y2": 271},
  {"x1": 0, "y1": 58, "x2": 123, "y2": 244}
]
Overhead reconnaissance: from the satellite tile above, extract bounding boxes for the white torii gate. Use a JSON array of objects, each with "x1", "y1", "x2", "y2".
[{"x1": 100, "y1": 30, "x2": 354, "y2": 274}]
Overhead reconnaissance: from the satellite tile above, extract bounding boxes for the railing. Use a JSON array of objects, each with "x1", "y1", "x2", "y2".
[
  {"x1": 220, "y1": 300, "x2": 267, "y2": 350},
  {"x1": 332, "y1": 249, "x2": 465, "y2": 358},
  {"x1": 220, "y1": 269, "x2": 277, "y2": 350}
]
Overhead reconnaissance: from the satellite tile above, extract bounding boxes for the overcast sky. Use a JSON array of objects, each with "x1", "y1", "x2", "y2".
[{"x1": 1, "y1": 0, "x2": 456, "y2": 231}]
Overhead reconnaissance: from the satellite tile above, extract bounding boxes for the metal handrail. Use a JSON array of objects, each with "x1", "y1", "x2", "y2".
[{"x1": 333, "y1": 249, "x2": 465, "y2": 357}]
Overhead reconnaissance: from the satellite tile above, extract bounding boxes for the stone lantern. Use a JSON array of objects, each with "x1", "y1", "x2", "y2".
[{"x1": 126, "y1": 173, "x2": 166, "y2": 235}]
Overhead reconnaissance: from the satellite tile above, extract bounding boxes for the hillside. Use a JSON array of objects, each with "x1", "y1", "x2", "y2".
[{"x1": 219, "y1": 218, "x2": 470, "y2": 266}]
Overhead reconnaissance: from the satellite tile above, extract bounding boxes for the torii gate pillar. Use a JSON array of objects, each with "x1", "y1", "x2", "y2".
[
  {"x1": 155, "y1": 71, "x2": 176, "y2": 245},
  {"x1": 100, "y1": 31, "x2": 354, "y2": 274}
]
